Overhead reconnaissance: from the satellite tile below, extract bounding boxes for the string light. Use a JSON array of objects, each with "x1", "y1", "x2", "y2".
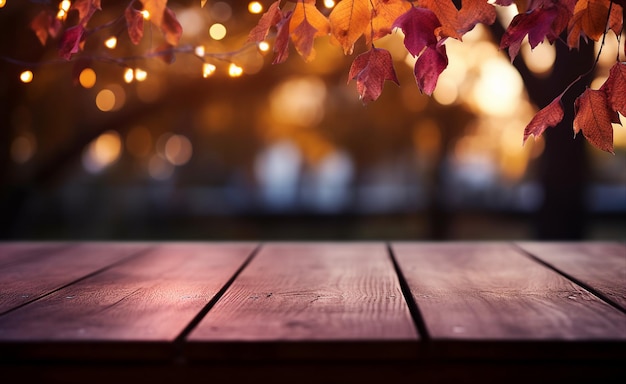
[
  {"x1": 59, "y1": 1, "x2": 71, "y2": 12},
  {"x1": 79, "y1": 68, "x2": 97, "y2": 88},
  {"x1": 20, "y1": 70, "x2": 33, "y2": 83},
  {"x1": 124, "y1": 68, "x2": 134, "y2": 83},
  {"x1": 228, "y1": 63, "x2": 243, "y2": 77},
  {"x1": 202, "y1": 63, "x2": 216, "y2": 78},
  {"x1": 140, "y1": 10, "x2": 150, "y2": 20},
  {"x1": 258, "y1": 41, "x2": 270, "y2": 52},
  {"x1": 248, "y1": 2, "x2": 263, "y2": 14},
  {"x1": 104, "y1": 36, "x2": 117, "y2": 49},
  {"x1": 134, "y1": 68, "x2": 147, "y2": 82},
  {"x1": 194, "y1": 45, "x2": 206, "y2": 57},
  {"x1": 324, "y1": 0, "x2": 336, "y2": 8}
]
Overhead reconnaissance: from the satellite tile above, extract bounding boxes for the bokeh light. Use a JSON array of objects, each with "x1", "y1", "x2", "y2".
[
  {"x1": 79, "y1": 68, "x2": 97, "y2": 89},
  {"x1": 11, "y1": 133, "x2": 37, "y2": 164},
  {"x1": 209, "y1": 23, "x2": 227, "y2": 40},
  {"x1": 228, "y1": 63, "x2": 243, "y2": 77},
  {"x1": 248, "y1": 2, "x2": 263, "y2": 14},
  {"x1": 20, "y1": 70, "x2": 33, "y2": 83},
  {"x1": 95, "y1": 89, "x2": 116, "y2": 111},
  {"x1": 164, "y1": 134, "x2": 193, "y2": 166},
  {"x1": 104, "y1": 36, "x2": 117, "y2": 49},
  {"x1": 82, "y1": 131, "x2": 122, "y2": 173}
]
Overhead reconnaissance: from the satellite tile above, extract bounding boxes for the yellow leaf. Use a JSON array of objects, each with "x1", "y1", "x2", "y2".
[
  {"x1": 289, "y1": 0, "x2": 330, "y2": 61},
  {"x1": 329, "y1": 0, "x2": 371, "y2": 54},
  {"x1": 366, "y1": 0, "x2": 411, "y2": 44},
  {"x1": 140, "y1": 0, "x2": 167, "y2": 28}
]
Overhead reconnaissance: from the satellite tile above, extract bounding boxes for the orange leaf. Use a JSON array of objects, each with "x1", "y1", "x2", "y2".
[
  {"x1": 329, "y1": 0, "x2": 371, "y2": 54},
  {"x1": 161, "y1": 7, "x2": 182, "y2": 46},
  {"x1": 30, "y1": 10, "x2": 62, "y2": 45},
  {"x1": 600, "y1": 62, "x2": 626, "y2": 117},
  {"x1": 140, "y1": 0, "x2": 167, "y2": 28},
  {"x1": 574, "y1": 88, "x2": 615, "y2": 153},
  {"x1": 289, "y1": 1, "x2": 329, "y2": 62},
  {"x1": 71, "y1": 0, "x2": 101, "y2": 26},
  {"x1": 567, "y1": 0, "x2": 612, "y2": 49},
  {"x1": 523, "y1": 94, "x2": 564, "y2": 144},
  {"x1": 366, "y1": 0, "x2": 411, "y2": 44},
  {"x1": 457, "y1": 0, "x2": 497, "y2": 36},
  {"x1": 247, "y1": 0, "x2": 282, "y2": 43},
  {"x1": 420, "y1": 0, "x2": 460, "y2": 39}
]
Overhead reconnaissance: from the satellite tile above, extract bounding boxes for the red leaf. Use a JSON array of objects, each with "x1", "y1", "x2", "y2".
[
  {"x1": 59, "y1": 25, "x2": 85, "y2": 60},
  {"x1": 574, "y1": 88, "x2": 615, "y2": 153},
  {"x1": 348, "y1": 47, "x2": 399, "y2": 103},
  {"x1": 393, "y1": 7, "x2": 440, "y2": 57},
  {"x1": 523, "y1": 94, "x2": 565, "y2": 144},
  {"x1": 457, "y1": 0, "x2": 497, "y2": 36},
  {"x1": 291, "y1": 18, "x2": 318, "y2": 61},
  {"x1": 413, "y1": 43, "x2": 448, "y2": 95},
  {"x1": 272, "y1": 12, "x2": 293, "y2": 64},
  {"x1": 71, "y1": 0, "x2": 101, "y2": 26},
  {"x1": 161, "y1": 7, "x2": 182, "y2": 46},
  {"x1": 125, "y1": 6, "x2": 144, "y2": 45},
  {"x1": 600, "y1": 62, "x2": 626, "y2": 117},
  {"x1": 247, "y1": 0, "x2": 282, "y2": 43},
  {"x1": 30, "y1": 10, "x2": 62, "y2": 45},
  {"x1": 500, "y1": 7, "x2": 558, "y2": 62}
]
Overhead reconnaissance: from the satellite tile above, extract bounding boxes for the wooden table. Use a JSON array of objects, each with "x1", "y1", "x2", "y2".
[{"x1": 1, "y1": 242, "x2": 624, "y2": 383}]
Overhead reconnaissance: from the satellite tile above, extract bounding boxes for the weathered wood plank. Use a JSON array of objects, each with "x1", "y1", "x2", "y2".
[
  {"x1": 0, "y1": 242, "x2": 147, "y2": 314},
  {"x1": 0, "y1": 242, "x2": 70, "y2": 268},
  {"x1": 0, "y1": 243, "x2": 256, "y2": 359},
  {"x1": 392, "y1": 242, "x2": 626, "y2": 340},
  {"x1": 188, "y1": 242, "x2": 417, "y2": 359},
  {"x1": 516, "y1": 242, "x2": 626, "y2": 310}
]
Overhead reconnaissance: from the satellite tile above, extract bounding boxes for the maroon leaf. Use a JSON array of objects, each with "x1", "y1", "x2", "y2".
[
  {"x1": 413, "y1": 43, "x2": 448, "y2": 95},
  {"x1": 600, "y1": 62, "x2": 626, "y2": 117},
  {"x1": 161, "y1": 7, "x2": 182, "y2": 46},
  {"x1": 30, "y1": 10, "x2": 62, "y2": 45},
  {"x1": 348, "y1": 47, "x2": 399, "y2": 103},
  {"x1": 59, "y1": 25, "x2": 85, "y2": 60},
  {"x1": 125, "y1": 5, "x2": 144, "y2": 45},
  {"x1": 71, "y1": 0, "x2": 101, "y2": 26},
  {"x1": 523, "y1": 94, "x2": 565, "y2": 144},
  {"x1": 500, "y1": 7, "x2": 559, "y2": 61},
  {"x1": 574, "y1": 88, "x2": 615, "y2": 153},
  {"x1": 247, "y1": 0, "x2": 282, "y2": 43},
  {"x1": 393, "y1": 7, "x2": 440, "y2": 57},
  {"x1": 457, "y1": 0, "x2": 497, "y2": 36},
  {"x1": 272, "y1": 12, "x2": 293, "y2": 64}
]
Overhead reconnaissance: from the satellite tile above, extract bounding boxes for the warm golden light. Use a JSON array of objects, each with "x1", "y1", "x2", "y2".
[
  {"x1": 20, "y1": 70, "x2": 33, "y2": 83},
  {"x1": 95, "y1": 89, "x2": 116, "y2": 112},
  {"x1": 82, "y1": 131, "x2": 122, "y2": 173},
  {"x1": 164, "y1": 134, "x2": 193, "y2": 166},
  {"x1": 124, "y1": 68, "x2": 134, "y2": 83},
  {"x1": 248, "y1": 1, "x2": 263, "y2": 14},
  {"x1": 258, "y1": 41, "x2": 270, "y2": 52},
  {"x1": 0, "y1": 1, "x2": 7, "y2": 9},
  {"x1": 104, "y1": 36, "x2": 117, "y2": 49},
  {"x1": 11, "y1": 134, "x2": 36, "y2": 164},
  {"x1": 56, "y1": 10, "x2": 66, "y2": 20},
  {"x1": 141, "y1": 10, "x2": 150, "y2": 20},
  {"x1": 228, "y1": 63, "x2": 243, "y2": 77},
  {"x1": 134, "y1": 68, "x2": 147, "y2": 82},
  {"x1": 521, "y1": 40, "x2": 556, "y2": 77},
  {"x1": 209, "y1": 23, "x2": 227, "y2": 40},
  {"x1": 79, "y1": 68, "x2": 97, "y2": 89},
  {"x1": 194, "y1": 45, "x2": 206, "y2": 57},
  {"x1": 202, "y1": 63, "x2": 216, "y2": 78},
  {"x1": 324, "y1": 0, "x2": 336, "y2": 8},
  {"x1": 59, "y1": 0, "x2": 71, "y2": 12}
]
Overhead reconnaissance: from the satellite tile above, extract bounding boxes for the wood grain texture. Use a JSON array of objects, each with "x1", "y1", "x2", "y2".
[
  {"x1": 392, "y1": 242, "x2": 626, "y2": 340},
  {"x1": 0, "y1": 243, "x2": 255, "y2": 345},
  {"x1": 516, "y1": 242, "x2": 626, "y2": 309},
  {"x1": 0, "y1": 242, "x2": 70, "y2": 268},
  {"x1": 189, "y1": 243, "x2": 417, "y2": 344},
  {"x1": 0, "y1": 242, "x2": 147, "y2": 314}
]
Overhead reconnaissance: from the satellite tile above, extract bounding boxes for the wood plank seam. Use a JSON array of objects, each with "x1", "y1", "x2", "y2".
[
  {"x1": 0, "y1": 245, "x2": 155, "y2": 318},
  {"x1": 386, "y1": 243, "x2": 431, "y2": 340},
  {"x1": 511, "y1": 242, "x2": 626, "y2": 316},
  {"x1": 174, "y1": 243, "x2": 263, "y2": 349}
]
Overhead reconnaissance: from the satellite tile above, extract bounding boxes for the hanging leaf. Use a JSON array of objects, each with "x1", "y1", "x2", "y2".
[
  {"x1": 139, "y1": 0, "x2": 167, "y2": 29},
  {"x1": 328, "y1": 0, "x2": 371, "y2": 54},
  {"x1": 501, "y1": 7, "x2": 559, "y2": 62},
  {"x1": 30, "y1": 10, "x2": 62, "y2": 45},
  {"x1": 567, "y1": 0, "x2": 613, "y2": 49},
  {"x1": 365, "y1": 0, "x2": 411, "y2": 44},
  {"x1": 71, "y1": 0, "x2": 101, "y2": 26},
  {"x1": 59, "y1": 25, "x2": 86, "y2": 60},
  {"x1": 289, "y1": 0, "x2": 329, "y2": 62},
  {"x1": 393, "y1": 7, "x2": 440, "y2": 58},
  {"x1": 414, "y1": 43, "x2": 448, "y2": 95},
  {"x1": 420, "y1": 0, "x2": 460, "y2": 39},
  {"x1": 457, "y1": 0, "x2": 497, "y2": 36},
  {"x1": 523, "y1": 94, "x2": 565, "y2": 144},
  {"x1": 348, "y1": 47, "x2": 399, "y2": 103},
  {"x1": 273, "y1": 11, "x2": 293, "y2": 64},
  {"x1": 247, "y1": 0, "x2": 282, "y2": 43},
  {"x1": 125, "y1": 6, "x2": 144, "y2": 45},
  {"x1": 600, "y1": 62, "x2": 626, "y2": 117},
  {"x1": 161, "y1": 7, "x2": 182, "y2": 46},
  {"x1": 573, "y1": 88, "x2": 615, "y2": 153}
]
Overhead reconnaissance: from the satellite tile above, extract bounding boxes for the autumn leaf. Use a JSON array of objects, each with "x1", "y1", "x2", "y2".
[
  {"x1": 273, "y1": 11, "x2": 293, "y2": 64},
  {"x1": 71, "y1": 0, "x2": 101, "y2": 26},
  {"x1": 574, "y1": 88, "x2": 615, "y2": 153},
  {"x1": 420, "y1": 0, "x2": 460, "y2": 39},
  {"x1": 567, "y1": 0, "x2": 613, "y2": 49},
  {"x1": 500, "y1": 7, "x2": 559, "y2": 61},
  {"x1": 161, "y1": 7, "x2": 182, "y2": 46},
  {"x1": 457, "y1": 0, "x2": 497, "y2": 36},
  {"x1": 365, "y1": 0, "x2": 411, "y2": 44},
  {"x1": 348, "y1": 47, "x2": 399, "y2": 103},
  {"x1": 393, "y1": 7, "x2": 440, "y2": 57},
  {"x1": 140, "y1": 0, "x2": 167, "y2": 29},
  {"x1": 30, "y1": 10, "x2": 62, "y2": 45},
  {"x1": 329, "y1": 0, "x2": 371, "y2": 54},
  {"x1": 59, "y1": 25, "x2": 85, "y2": 60},
  {"x1": 600, "y1": 62, "x2": 626, "y2": 117},
  {"x1": 414, "y1": 43, "x2": 448, "y2": 95},
  {"x1": 289, "y1": 0, "x2": 329, "y2": 62},
  {"x1": 247, "y1": 0, "x2": 282, "y2": 43},
  {"x1": 125, "y1": 6, "x2": 144, "y2": 45},
  {"x1": 523, "y1": 94, "x2": 565, "y2": 144}
]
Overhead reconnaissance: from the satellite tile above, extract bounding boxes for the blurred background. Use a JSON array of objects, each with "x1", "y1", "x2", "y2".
[{"x1": 1, "y1": 0, "x2": 625, "y2": 241}]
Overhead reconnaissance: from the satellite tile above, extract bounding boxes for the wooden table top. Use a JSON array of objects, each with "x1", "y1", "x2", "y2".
[{"x1": 1, "y1": 241, "x2": 624, "y2": 383}]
